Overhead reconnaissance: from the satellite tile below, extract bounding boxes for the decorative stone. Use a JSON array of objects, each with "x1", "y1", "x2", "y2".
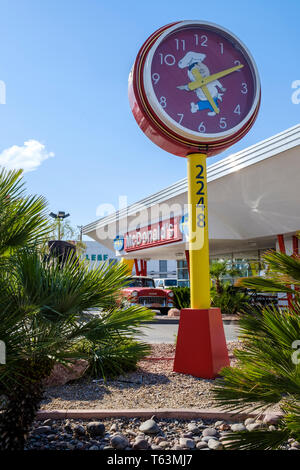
[
  {"x1": 214, "y1": 421, "x2": 225, "y2": 427},
  {"x1": 168, "y1": 308, "x2": 180, "y2": 317},
  {"x1": 187, "y1": 423, "x2": 201, "y2": 435},
  {"x1": 202, "y1": 427, "x2": 218, "y2": 437},
  {"x1": 86, "y1": 422, "x2": 105, "y2": 437},
  {"x1": 43, "y1": 359, "x2": 89, "y2": 387},
  {"x1": 111, "y1": 434, "x2": 129, "y2": 450},
  {"x1": 208, "y1": 439, "x2": 223, "y2": 450},
  {"x1": 196, "y1": 441, "x2": 208, "y2": 449},
  {"x1": 246, "y1": 422, "x2": 263, "y2": 431},
  {"x1": 33, "y1": 426, "x2": 52, "y2": 435},
  {"x1": 263, "y1": 412, "x2": 283, "y2": 426},
  {"x1": 158, "y1": 441, "x2": 170, "y2": 448},
  {"x1": 139, "y1": 419, "x2": 160, "y2": 435},
  {"x1": 73, "y1": 424, "x2": 85, "y2": 437},
  {"x1": 179, "y1": 438, "x2": 195, "y2": 449},
  {"x1": 219, "y1": 423, "x2": 231, "y2": 431},
  {"x1": 230, "y1": 423, "x2": 247, "y2": 432},
  {"x1": 133, "y1": 438, "x2": 150, "y2": 450},
  {"x1": 202, "y1": 436, "x2": 218, "y2": 443},
  {"x1": 244, "y1": 418, "x2": 256, "y2": 426}
]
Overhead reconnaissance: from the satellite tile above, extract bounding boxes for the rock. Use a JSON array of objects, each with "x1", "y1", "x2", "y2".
[
  {"x1": 202, "y1": 436, "x2": 218, "y2": 443},
  {"x1": 196, "y1": 441, "x2": 208, "y2": 449},
  {"x1": 86, "y1": 422, "x2": 105, "y2": 437},
  {"x1": 155, "y1": 436, "x2": 167, "y2": 444},
  {"x1": 230, "y1": 423, "x2": 246, "y2": 432},
  {"x1": 42, "y1": 419, "x2": 53, "y2": 426},
  {"x1": 110, "y1": 423, "x2": 118, "y2": 432},
  {"x1": 263, "y1": 412, "x2": 283, "y2": 426},
  {"x1": 214, "y1": 420, "x2": 225, "y2": 428},
  {"x1": 168, "y1": 308, "x2": 180, "y2": 317},
  {"x1": 291, "y1": 442, "x2": 300, "y2": 449},
  {"x1": 133, "y1": 438, "x2": 150, "y2": 450},
  {"x1": 73, "y1": 424, "x2": 85, "y2": 437},
  {"x1": 33, "y1": 426, "x2": 52, "y2": 435},
  {"x1": 179, "y1": 438, "x2": 195, "y2": 449},
  {"x1": 139, "y1": 419, "x2": 160, "y2": 435},
  {"x1": 208, "y1": 439, "x2": 223, "y2": 450},
  {"x1": 89, "y1": 445, "x2": 100, "y2": 450},
  {"x1": 43, "y1": 359, "x2": 89, "y2": 387},
  {"x1": 151, "y1": 444, "x2": 162, "y2": 450},
  {"x1": 187, "y1": 423, "x2": 201, "y2": 435},
  {"x1": 244, "y1": 417, "x2": 256, "y2": 426},
  {"x1": 219, "y1": 423, "x2": 230, "y2": 431},
  {"x1": 181, "y1": 432, "x2": 194, "y2": 438},
  {"x1": 202, "y1": 427, "x2": 217, "y2": 437},
  {"x1": 158, "y1": 441, "x2": 170, "y2": 448},
  {"x1": 246, "y1": 422, "x2": 263, "y2": 431},
  {"x1": 268, "y1": 425, "x2": 276, "y2": 431},
  {"x1": 111, "y1": 434, "x2": 129, "y2": 450}
]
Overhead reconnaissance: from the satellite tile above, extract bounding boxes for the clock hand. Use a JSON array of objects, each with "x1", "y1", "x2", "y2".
[
  {"x1": 191, "y1": 68, "x2": 220, "y2": 115},
  {"x1": 188, "y1": 64, "x2": 244, "y2": 91}
]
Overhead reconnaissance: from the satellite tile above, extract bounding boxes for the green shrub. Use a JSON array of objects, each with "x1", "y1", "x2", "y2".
[
  {"x1": 73, "y1": 337, "x2": 150, "y2": 380},
  {"x1": 211, "y1": 284, "x2": 250, "y2": 315},
  {"x1": 212, "y1": 250, "x2": 300, "y2": 450},
  {"x1": 170, "y1": 286, "x2": 190, "y2": 309}
]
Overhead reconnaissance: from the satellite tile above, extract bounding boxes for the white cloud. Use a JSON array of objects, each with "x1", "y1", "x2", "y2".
[{"x1": 0, "y1": 140, "x2": 54, "y2": 173}]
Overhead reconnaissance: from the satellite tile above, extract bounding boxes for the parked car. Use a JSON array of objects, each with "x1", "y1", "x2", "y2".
[
  {"x1": 122, "y1": 276, "x2": 175, "y2": 315},
  {"x1": 154, "y1": 278, "x2": 178, "y2": 289}
]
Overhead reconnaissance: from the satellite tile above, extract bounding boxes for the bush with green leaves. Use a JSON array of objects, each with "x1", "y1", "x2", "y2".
[
  {"x1": 170, "y1": 286, "x2": 190, "y2": 309},
  {"x1": 0, "y1": 168, "x2": 154, "y2": 450},
  {"x1": 212, "y1": 250, "x2": 300, "y2": 450},
  {"x1": 211, "y1": 284, "x2": 250, "y2": 315}
]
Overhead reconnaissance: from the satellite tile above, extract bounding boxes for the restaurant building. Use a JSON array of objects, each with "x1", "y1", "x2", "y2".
[{"x1": 83, "y1": 124, "x2": 300, "y2": 286}]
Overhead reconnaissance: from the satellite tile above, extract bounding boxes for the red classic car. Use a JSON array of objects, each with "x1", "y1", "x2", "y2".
[{"x1": 122, "y1": 276, "x2": 175, "y2": 315}]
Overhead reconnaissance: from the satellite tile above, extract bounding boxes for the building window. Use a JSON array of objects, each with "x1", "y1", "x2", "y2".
[
  {"x1": 177, "y1": 259, "x2": 189, "y2": 286},
  {"x1": 159, "y1": 260, "x2": 168, "y2": 278}
]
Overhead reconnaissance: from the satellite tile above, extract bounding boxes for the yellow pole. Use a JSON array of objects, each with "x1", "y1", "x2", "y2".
[{"x1": 187, "y1": 153, "x2": 211, "y2": 309}]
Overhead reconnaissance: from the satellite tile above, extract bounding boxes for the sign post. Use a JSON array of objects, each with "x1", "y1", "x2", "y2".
[
  {"x1": 129, "y1": 20, "x2": 260, "y2": 377},
  {"x1": 187, "y1": 153, "x2": 210, "y2": 310}
]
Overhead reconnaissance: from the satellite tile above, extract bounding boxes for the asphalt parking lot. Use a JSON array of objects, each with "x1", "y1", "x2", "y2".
[{"x1": 136, "y1": 322, "x2": 239, "y2": 344}]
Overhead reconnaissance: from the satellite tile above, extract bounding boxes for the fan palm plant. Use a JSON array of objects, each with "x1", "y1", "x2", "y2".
[
  {"x1": 0, "y1": 168, "x2": 153, "y2": 450},
  {"x1": 0, "y1": 249, "x2": 153, "y2": 450},
  {"x1": 0, "y1": 168, "x2": 49, "y2": 256},
  {"x1": 212, "y1": 250, "x2": 300, "y2": 449}
]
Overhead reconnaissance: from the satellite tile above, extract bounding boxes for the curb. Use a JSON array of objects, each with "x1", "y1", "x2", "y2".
[
  {"x1": 143, "y1": 354, "x2": 234, "y2": 361},
  {"x1": 145, "y1": 317, "x2": 239, "y2": 325},
  {"x1": 36, "y1": 408, "x2": 258, "y2": 422}
]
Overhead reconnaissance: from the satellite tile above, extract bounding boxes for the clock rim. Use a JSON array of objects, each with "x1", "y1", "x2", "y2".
[{"x1": 142, "y1": 20, "x2": 261, "y2": 143}]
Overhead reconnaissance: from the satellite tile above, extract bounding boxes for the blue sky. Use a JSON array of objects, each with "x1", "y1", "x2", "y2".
[{"x1": 0, "y1": 0, "x2": 299, "y2": 232}]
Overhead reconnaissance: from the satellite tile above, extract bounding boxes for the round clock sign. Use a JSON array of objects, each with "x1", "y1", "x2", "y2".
[{"x1": 129, "y1": 20, "x2": 261, "y2": 157}]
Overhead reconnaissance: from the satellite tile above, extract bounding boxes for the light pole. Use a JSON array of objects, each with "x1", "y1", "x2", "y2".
[{"x1": 49, "y1": 211, "x2": 70, "y2": 240}]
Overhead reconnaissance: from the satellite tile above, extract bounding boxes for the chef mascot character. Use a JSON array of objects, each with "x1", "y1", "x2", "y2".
[{"x1": 177, "y1": 51, "x2": 226, "y2": 116}]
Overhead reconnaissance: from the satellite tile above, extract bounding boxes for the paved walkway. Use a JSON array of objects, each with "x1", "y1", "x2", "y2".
[{"x1": 137, "y1": 323, "x2": 239, "y2": 344}]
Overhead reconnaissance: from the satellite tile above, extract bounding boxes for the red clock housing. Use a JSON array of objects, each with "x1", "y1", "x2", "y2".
[{"x1": 129, "y1": 20, "x2": 261, "y2": 157}]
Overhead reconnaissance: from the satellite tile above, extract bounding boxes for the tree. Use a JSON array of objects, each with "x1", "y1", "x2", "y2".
[
  {"x1": 210, "y1": 260, "x2": 241, "y2": 294},
  {"x1": 212, "y1": 250, "x2": 300, "y2": 450}
]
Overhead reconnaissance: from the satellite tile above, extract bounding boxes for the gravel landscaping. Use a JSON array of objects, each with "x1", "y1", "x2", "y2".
[
  {"x1": 24, "y1": 416, "x2": 300, "y2": 451},
  {"x1": 41, "y1": 342, "x2": 242, "y2": 411}
]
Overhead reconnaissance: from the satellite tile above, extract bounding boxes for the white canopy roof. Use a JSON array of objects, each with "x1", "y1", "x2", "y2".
[{"x1": 83, "y1": 124, "x2": 300, "y2": 259}]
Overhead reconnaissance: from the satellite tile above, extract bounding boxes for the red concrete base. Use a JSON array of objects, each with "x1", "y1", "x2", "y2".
[{"x1": 173, "y1": 308, "x2": 230, "y2": 379}]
